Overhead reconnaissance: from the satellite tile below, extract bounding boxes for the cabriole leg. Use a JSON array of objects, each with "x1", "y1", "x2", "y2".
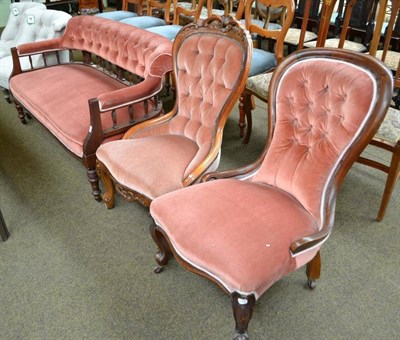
[
  {"x1": 149, "y1": 222, "x2": 171, "y2": 273},
  {"x1": 306, "y1": 251, "x2": 321, "y2": 290},
  {"x1": 96, "y1": 161, "x2": 115, "y2": 208},
  {"x1": 231, "y1": 292, "x2": 256, "y2": 340}
]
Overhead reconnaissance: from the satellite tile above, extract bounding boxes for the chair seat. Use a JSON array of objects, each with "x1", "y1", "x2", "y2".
[
  {"x1": 246, "y1": 72, "x2": 273, "y2": 100},
  {"x1": 305, "y1": 38, "x2": 367, "y2": 52},
  {"x1": 96, "y1": 11, "x2": 138, "y2": 21},
  {"x1": 285, "y1": 27, "x2": 317, "y2": 45},
  {"x1": 151, "y1": 179, "x2": 318, "y2": 297},
  {"x1": 374, "y1": 50, "x2": 400, "y2": 71},
  {"x1": 249, "y1": 48, "x2": 277, "y2": 77},
  {"x1": 146, "y1": 25, "x2": 182, "y2": 40},
  {"x1": 376, "y1": 107, "x2": 400, "y2": 143},
  {"x1": 120, "y1": 16, "x2": 166, "y2": 29},
  {"x1": 96, "y1": 134, "x2": 199, "y2": 199}
]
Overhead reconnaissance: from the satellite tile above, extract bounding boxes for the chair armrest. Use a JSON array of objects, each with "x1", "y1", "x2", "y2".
[
  {"x1": 289, "y1": 227, "x2": 331, "y2": 255},
  {"x1": 16, "y1": 37, "x2": 62, "y2": 56},
  {"x1": 290, "y1": 192, "x2": 337, "y2": 255},
  {"x1": 201, "y1": 157, "x2": 265, "y2": 182},
  {"x1": 97, "y1": 76, "x2": 163, "y2": 112}
]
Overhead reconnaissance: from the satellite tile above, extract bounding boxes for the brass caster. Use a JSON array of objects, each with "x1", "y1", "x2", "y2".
[
  {"x1": 233, "y1": 332, "x2": 249, "y2": 340},
  {"x1": 154, "y1": 266, "x2": 163, "y2": 274},
  {"x1": 307, "y1": 279, "x2": 316, "y2": 290}
]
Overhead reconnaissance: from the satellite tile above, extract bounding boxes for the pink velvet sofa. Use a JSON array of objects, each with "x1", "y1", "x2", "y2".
[{"x1": 9, "y1": 15, "x2": 173, "y2": 201}]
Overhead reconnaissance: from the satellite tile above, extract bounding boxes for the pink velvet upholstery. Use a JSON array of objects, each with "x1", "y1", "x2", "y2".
[
  {"x1": 10, "y1": 64, "x2": 149, "y2": 157},
  {"x1": 252, "y1": 59, "x2": 376, "y2": 226},
  {"x1": 148, "y1": 48, "x2": 393, "y2": 338},
  {"x1": 151, "y1": 179, "x2": 318, "y2": 296},
  {"x1": 96, "y1": 16, "x2": 252, "y2": 204}
]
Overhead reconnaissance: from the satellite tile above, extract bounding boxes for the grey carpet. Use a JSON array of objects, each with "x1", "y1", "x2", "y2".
[{"x1": 0, "y1": 93, "x2": 399, "y2": 339}]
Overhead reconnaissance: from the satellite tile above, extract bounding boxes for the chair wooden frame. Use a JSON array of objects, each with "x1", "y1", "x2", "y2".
[
  {"x1": 96, "y1": 15, "x2": 252, "y2": 209},
  {"x1": 150, "y1": 48, "x2": 393, "y2": 339}
]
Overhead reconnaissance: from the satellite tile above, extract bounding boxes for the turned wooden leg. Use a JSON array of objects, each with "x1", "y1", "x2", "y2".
[
  {"x1": 306, "y1": 251, "x2": 321, "y2": 290},
  {"x1": 96, "y1": 161, "x2": 115, "y2": 208},
  {"x1": 238, "y1": 91, "x2": 254, "y2": 144},
  {"x1": 377, "y1": 141, "x2": 400, "y2": 222},
  {"x1": 149, "y1": 221, "x2": 172, "y2": 273},
  {"x1": 231, "y1": 292, "x2": 256, "y2": 340},
  {"x1": 0, "y1": 208, "x2": 10, "y2": 242},
  {"x1": 83, "y1": 154, "x2": 101, "y2": 202},
  {"x1": 238, "y1": 93, "x2": 247, "y2": 138},
  {"x1": 15, "y1": 102, "x2": 27, "y2": 124}
]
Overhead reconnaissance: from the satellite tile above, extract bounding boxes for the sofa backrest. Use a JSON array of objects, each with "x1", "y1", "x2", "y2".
[
  {"x1": 59, "y1": 16, "x2": 173, "y2": 79},
  {"x1": 0, "y1": 2, "x2": 46, "y2": 59}
]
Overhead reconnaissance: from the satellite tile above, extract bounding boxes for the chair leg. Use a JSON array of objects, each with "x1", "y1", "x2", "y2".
[
  {"x1": 306, "y1": 251, "x2": 321, "y2": 290},
  {"x1": 238, "y1": 91, "x2": 254, "y2": 144},
  {"x1": 0, "y1": 208, "x2": 10, "y2": 242},
  {"x1": 15, "y1": 102, "x2": 27, "y2": 124},
  {"x1": 231, "y1": 292, "x2": 256, "y2": 340},
  {"x1": 238, "y1": 93, "x2": 247, "y2": 138},
  {"x1": 149, "y1": 221, "x2": 172, "y2": 273},
  {"x1": 377, "y1": 141, "x2": 400, "y2": 222},
  {"x1": 96, "y1": 161, "x2": 115, "y2": 208}
]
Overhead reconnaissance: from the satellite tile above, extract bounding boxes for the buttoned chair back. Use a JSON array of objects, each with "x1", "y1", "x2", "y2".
[
  {"x1": 0, "y1": 8, "x2": 71, "y2": 101},
  {"x1": 0, "y1": 1, "x2": 46, "y2": 59}
]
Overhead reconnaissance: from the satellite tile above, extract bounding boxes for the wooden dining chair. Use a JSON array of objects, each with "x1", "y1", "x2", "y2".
[
  {"x1": 239, "y1": 0, "x2": 334, "y2": 144},
  {"x1": 357, "y1": 0, "x2": 400, "y2": 221}
]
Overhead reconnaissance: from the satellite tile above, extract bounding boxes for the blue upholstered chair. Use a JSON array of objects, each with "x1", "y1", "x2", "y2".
[
  {"x1": 237, "y1": 0, "x2": 294, "y2": 141},
  {"x1": 95, "y1": 0, "x2": 139, "y2": 21},
  {"x1": 145, "y1": 0, "x2": 212, "y2": 40}
]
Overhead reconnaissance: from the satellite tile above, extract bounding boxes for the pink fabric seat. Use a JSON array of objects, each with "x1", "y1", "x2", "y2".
[
  {"x1": 97, "y1": 135, "x2": 199, "y2": 199},
  {"x1": 10, "y1": 64, "x2": 149, "y2": 157},
  {"x1": 95, "y1": 15, "x2": 252, "y2": 209},
  {"x1": 148, "y1": 48, "x2": 394, "y2": 339},
  {"x1": 151, "y1": 179, "x2": 318, "y2": 296}
]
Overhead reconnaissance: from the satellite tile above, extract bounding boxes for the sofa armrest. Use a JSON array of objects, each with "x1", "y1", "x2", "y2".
[
  {"x1": 97, "y1": 76, "x2": 163, "y2": 112},
  {"x1": 16, "y1": 37, "x2": 62, "y2": 56}
]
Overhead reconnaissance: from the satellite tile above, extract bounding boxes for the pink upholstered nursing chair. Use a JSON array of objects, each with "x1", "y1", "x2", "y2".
[
  {"x1": 149, "y1": 48, "x2": 393, "y2": 339},
  {"x1": 96, "y1": 15, "x2": 252, "y2": 208}
]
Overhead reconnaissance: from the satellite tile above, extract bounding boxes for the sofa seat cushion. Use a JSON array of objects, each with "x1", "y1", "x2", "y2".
[
  {"x1": 150, "y1": 179, "x2": 318, "y2": 297},
  {"x1": 10, "y1": 64, "x2": 151, "y2": 157},
  {"x1": 146, "y1": 25, "x2": 182, "y2": 40},
  {"x1": 95, "y1": 11, "x2": 138, "y2": 21},
  {"x1": 96, "y1": 134, "x2": 199, "y2": 200},
  {"x1": 119, "y1": 16, "x2": 166, "y2": 29}
]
